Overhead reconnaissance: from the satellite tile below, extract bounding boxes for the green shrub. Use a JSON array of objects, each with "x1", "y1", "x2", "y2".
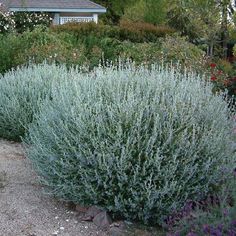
[
  {"x1": 118, "y1": 20, "x2": 175, "y2": 43},
  {"x1": 0, "y1": 25, "x2": 205, "y2": 75},
  {"x1": 118, "y1": 36, "x2": 206, "y2": 73},
  {"x1": 123, "y1": 0, "x2": 167, "y2": 25},
  {"x1": 51, "y1": 21, "x2": 174, "y2": 43},
  {"x1": 25, "y1": 64, "x2": 235, "y2": 225},
  {"x1": 159, "y1": 35, "x2": 208, "y2": 73},
  {"x1": 118, "y1": 41, "x2": 162, "y2": 64},
  {"x1": 18, "y1": 29, "x2": 85, "y2": 66},
  {"x1": 0, "y1": 63, "x2": 75, "y2": 141},
  {"x1": 0, "y1": 27, "x2": 80, "y2": 74},
  {"x1": 0, "y1": 33, "x2": 21, "y2": 73},
  {"x1": 0, "y1": 11, "x2": 15, "y2": 34},
  {"x1": 51, "y1": 22, "x2": 111, "y2": 42},
  {"x1": 0, "y1": 11, "x2": 52, "y2": 34},
  {"x1": 13, "y1": 12, "x2": 52, "y2": 33}
]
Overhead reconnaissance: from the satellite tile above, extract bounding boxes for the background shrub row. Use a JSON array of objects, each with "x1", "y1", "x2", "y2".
[{"x1": 0, "y1": 24, "x2": 206, "y2": 75}]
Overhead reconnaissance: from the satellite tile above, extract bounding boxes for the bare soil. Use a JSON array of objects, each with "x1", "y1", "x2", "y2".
[{"x1": 0, "y1": 139, "x2": 108, "y2": 236}]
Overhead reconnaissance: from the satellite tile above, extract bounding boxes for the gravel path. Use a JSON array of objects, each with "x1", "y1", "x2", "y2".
[{"x1": 0, "y1": 139, "x2": 108, "y2": 236}]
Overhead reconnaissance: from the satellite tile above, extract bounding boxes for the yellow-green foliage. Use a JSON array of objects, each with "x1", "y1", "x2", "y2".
[
  {"x1": 160, "y1": 35, "x2": 207, "y2": 72},
  {"x1": 0, "y1": 24, "x2": 206, "y2": 75}
]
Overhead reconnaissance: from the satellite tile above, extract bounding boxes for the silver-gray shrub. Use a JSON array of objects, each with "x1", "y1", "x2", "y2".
[
  {"x1": 0, "y1": 63, "x2": 77, "y2": 141},
  {"x1": 25, "y1": 64, "x2": 236, "y2": 224}
]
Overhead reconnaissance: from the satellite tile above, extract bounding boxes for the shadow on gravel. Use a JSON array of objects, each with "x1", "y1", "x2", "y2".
[{"x1": 0, "y1": 171, "x2": 7, "y2": 188}]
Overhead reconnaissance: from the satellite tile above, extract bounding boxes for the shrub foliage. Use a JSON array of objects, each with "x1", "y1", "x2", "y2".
[
  {"x1": 51, "y1": 21, "x2": 175, "y2": 43},
  {"x1": 0, "y1": 26, "x2": 205, "y2": 75},
  {"x1": 24, "y1": 64, "x2": 235, "y2": 224},
  {"x1": 0, "y1": 63, "x2": 74, "y2": 141},
  {"x1": 0, "y1": 10, "x2": 52, "y2": 33}
]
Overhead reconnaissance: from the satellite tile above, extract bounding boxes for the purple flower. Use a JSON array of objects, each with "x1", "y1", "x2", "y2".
[
  {"x1": 187, "y1": 233, "x2": 197, "y2": 236},
  {"x1": 227, "y1": 229, "x2": 236, "y2": 236},
  {"x1": 233, "y1": 168, "x2": 236, "y2": 177},
  {"x1": 210, "y1": 228, "x2": 222, "y2": 236},
  {"x1": 217, "y1": 224, "x2": 223, "y2": 231},
  {"x1": 203, "y1": 224, "x2": 211, "y2": 233},
  {"x1": 231, "y1": 220, "x2": 236, "y2": 226},
  {"x1": 223, "y1": 208, "x2": 229, "y2": 216}
]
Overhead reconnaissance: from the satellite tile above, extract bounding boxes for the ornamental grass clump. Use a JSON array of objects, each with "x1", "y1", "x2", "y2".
[
  {"x1": 0, "y1": 63, "x2": 76, "y2": 141},
  {"x1": 25, "y1": 64, "x2": 236, "y2": 225}
]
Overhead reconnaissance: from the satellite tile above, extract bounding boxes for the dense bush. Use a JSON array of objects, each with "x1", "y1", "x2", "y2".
[
  {"x1": 0, "y1": 63, "x2": 75, "y2": 141},
  {"x1": 159, "y1": 35, "x2": 208, "y2": 73},
  {"x1": 0, "y1": 11, "x2": 15, "y2": 33},
  {"x1": 51, "y1": 22, "x2": 108, "y2": 39},
  {"x1": 13, "y1": 12, "x2": 52, "y2": 33},
  {"x1": 51, "y1": 21, "x2": 175, "y2": 43},
  {"x1": 0, "y1": 27, "x2": 81, "y2": 74},
  {"x1": 209, "y1": 61, "x2": 236, "y2": 100},
  {"x1": 123, "y1": 0, "x2": 167, "y2": 25},
  {"x1": 0, "y1": 11, "x2": 52, "y2": 34},
  {"x1": 118, "y1": 20, "x2": 175, "y2": 42},
  {"x1": 0, "y1": 27, "x2": 206, "y2": 75},
  {"x1": 0, "y1": 33, "x2": 22, "y2": 73},
  {"x1": 25, "y1": 64, "x2": 235, "y2": 225},
  {"x1": 118, "y1": 41, "x2": 162, "y2": 64}
]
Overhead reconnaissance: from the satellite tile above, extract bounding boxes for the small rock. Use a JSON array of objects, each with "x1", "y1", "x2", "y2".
[
  {"x1": 82, "y1": 206, "x2": 103, "y2": 221},
  {"x1": 93, "y1": 211, "x2": 112, "y2": 229},
  {"x1": 76, "y1": 205, "x2": 88, "y2": 213},
  {"x1": 109, "y1": 227, "x2": 127, "y2": 236},
  {"x1": 110, "y1": 221, "x2": 127, "y2": 236},
  {"x1": 66, "y1": 201, "x2": 76, "y2": 210},
  {"x1": 110, "y1": 221, "x2": 126, "y2": 230},
  {"x1": 52, "y1": 231, "x2": 59, "y2": 235},
  {"x1": 134, "y1": 229, "x2": 152, "y2": 236},
  {"x1": 81, "y1": 215, "x2": 93, "y2": 222},
  {"x1": 124, "y1": 220, "x2": 133, "y2": 225},
  {"x1": 60, "y1": 226, "x2": 65, "y2": 230}
]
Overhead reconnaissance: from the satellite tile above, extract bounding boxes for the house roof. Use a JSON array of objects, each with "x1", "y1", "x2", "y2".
[{"x1": 1, "y1": 0, "x2": 106, "y2": 13}]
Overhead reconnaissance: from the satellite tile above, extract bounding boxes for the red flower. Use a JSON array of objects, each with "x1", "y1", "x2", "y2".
[
  {"x1": 223, "y1": 80, "x2": 229, "y2": 86},
  {"x1": 211, "y1": 76, "x2": 217, "y2": 81},
  {"x1": 210, "y1": 63, "x2": 217, "y2": 68}
]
